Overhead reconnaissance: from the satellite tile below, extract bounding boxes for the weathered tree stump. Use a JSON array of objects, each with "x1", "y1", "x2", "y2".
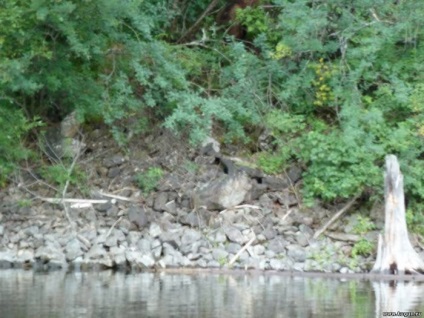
[{"x1": 371, "y1": 155, "x2": 424, "y2": 275}]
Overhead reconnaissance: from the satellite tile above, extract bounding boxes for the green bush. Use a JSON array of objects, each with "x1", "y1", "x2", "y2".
[
  {"x1": 0, "y1": 105, "x2": 40, "y2": 186},
  {"x1": 2, "y1": 0, "x2": 424, "y2": 216},
  {"x1": 352, "y1": 239, "x2": 374, "y2": 258},
  {"x1": 135, "y1": 167, "x2": 164, "y2": 194},
  {"x1": 39, "y1": 163, "x2": 87, "y2": 194}
]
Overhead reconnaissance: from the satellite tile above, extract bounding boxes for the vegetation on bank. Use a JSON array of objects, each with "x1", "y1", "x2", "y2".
[{"x1": 1, "y1": 0, "x2": 424, "y2": 233}]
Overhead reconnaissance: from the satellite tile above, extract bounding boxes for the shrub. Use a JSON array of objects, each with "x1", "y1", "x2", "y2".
[{"x1": 135, "y1": 167, "x2": 164, "y2": 194}]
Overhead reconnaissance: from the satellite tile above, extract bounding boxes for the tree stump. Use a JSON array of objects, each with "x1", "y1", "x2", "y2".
[{"x1": 371, "y1": 155, "x2": 424, "y2": 275}]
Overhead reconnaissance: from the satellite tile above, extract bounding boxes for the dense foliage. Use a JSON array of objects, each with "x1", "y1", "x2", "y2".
[{"x1": 1, "y1": 0, "x2": 424, "y2": 224}]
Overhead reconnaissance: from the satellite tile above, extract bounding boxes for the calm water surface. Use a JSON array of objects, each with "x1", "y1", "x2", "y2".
[{"x1": 0, "y1": 270, "x2": 423, "y2": 318}]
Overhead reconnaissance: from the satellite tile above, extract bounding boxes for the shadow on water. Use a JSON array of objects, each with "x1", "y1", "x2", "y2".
[{"x1": 0, "y1": 270, "x2": 423, "y2": 318}]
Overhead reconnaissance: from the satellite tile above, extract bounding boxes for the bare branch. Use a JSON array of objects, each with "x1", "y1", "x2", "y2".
[{"x1": 177, "y1": 0, "x2": 221, "y2": 43}]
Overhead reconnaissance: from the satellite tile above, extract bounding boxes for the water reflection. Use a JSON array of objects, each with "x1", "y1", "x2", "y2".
[{"x1": 0, "y1": 270, "x2": 423, "y2": 318}]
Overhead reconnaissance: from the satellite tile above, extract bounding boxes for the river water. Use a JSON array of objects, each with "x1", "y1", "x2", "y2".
[{"x1": 0, "y1": 270, "x2": 423, "y2": 318}]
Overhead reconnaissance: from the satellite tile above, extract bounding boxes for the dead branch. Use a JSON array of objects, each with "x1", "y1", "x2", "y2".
[
  {"x1": 313, "y1": 193, "x2": 361, "y2": 239},
  {"x1": 228, "y1": 231, "x2": 256, "y2": 266},
  {"x1": 177, "y1": 0, "x2": 221, "y2": 43}
]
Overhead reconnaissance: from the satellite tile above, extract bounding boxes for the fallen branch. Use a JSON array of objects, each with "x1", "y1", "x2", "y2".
[
  {"x1": 98, "y1": 190, "x2": 136, "y2": 202},
  {"x1": 313, "y1": 193, "x2": 361, "y2": 239},
  {"x1": 281, "y1": 208, "x2": 293, "y2": 222},
  {"x1": 40, "y1": 198, "x2": 110, "y2": 204},
  {"x1": 228, "y1": 231, "x2": 256, "y2": 266},
  {"x1": 106, "y1": 216, "x2": 123, "y2": 239}
]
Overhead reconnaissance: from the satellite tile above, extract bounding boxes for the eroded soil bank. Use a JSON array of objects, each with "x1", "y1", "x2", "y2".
[{"x1": 1, "y1": 127, "x2": 423, "y2": 273}]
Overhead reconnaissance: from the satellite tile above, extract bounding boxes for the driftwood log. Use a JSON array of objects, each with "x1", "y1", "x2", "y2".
[{"x1": 371, "y1": 155, "x2": 424, "y2": 275}]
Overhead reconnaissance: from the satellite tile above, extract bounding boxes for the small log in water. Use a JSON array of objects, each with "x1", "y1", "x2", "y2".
[{"x1": 371, "y1": 155, "x2": 424, "y2": 275}]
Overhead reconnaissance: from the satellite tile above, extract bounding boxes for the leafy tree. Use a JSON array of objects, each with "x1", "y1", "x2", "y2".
[{"x1": 1, "y1": 0, "x2": 424, "y2": 232}]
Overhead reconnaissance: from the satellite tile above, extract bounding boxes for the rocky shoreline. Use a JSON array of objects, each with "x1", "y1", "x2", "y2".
[
  {"x1": 0, "y1": 201, "x2": 376, "y2": 273},
  {"x1": 0, "y1": 128, "x2": 423, "y2": 273},
  {"x1": 0, "y1": 184, "x2": 389, "y2": 273}
]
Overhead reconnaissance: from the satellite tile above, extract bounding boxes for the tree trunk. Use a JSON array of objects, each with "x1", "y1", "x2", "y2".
[{"x1": 371, "y1": 155, "x2": 424, "y2": 275}]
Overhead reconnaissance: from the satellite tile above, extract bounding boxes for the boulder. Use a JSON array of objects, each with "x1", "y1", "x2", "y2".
[
  {"x1": 127, "y1": 206, "x2": 149, "y2": 229},
  {"x1": 193, "y1": 172, "x2": 252, "y2": 210}
]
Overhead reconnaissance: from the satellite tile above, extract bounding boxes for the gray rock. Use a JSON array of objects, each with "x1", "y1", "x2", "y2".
[
  {"x1": 139, "y1": 254, "x2": 155, "y2": 268},
  {"x1": 207, "y1": 260, "x2": 221, "y2": 268},
  {"x1": 196, "y1": 258, "x2": 208, "y2": 268},
  {"x1": 0, "y1": 225, "x2": 4, "y2": 236},
  {"x1": 61, "y1": 111, "x2": 79, "y2": 137},
  {"x1": 250, "y1": 180, "x2": 268, "y2": 200},
  {"x1": 262, "y1": 227, "x2": 277, "y2": 240},
  {"x1": 180, "y1": 211, "x2": 207, "y2": 228},
  {"x1": 263, "y1": 176, "x2": 289, "y2": 190},
  {"x1": 110, "y1": 246, "x2": 127, "y2": 267},
  {"x1": 35, "y1": 244, "x2": 67, "y2": 268},
  {"x1": 137, "y1": 238, "x2": 152, "y2": 254},
  {"x1": 125, "y1": 250, "x2": 142, "y2": 266},
  {"x1": 103, "y1": 154, "x2": 125, "y2": 168},
  {"x1": 332, "y1": 262, "x2": 342, "y2": 272},
  {"x1": 282, "y1": 192, "x2": 299, "y2": 208},
  {"x1": 187, "y1": 253, "x2": 202, "y2": 261},
  {"x1": 269, "y1": 259, "x2": 284, "y2": 271},
  {"x1": 287, "y1": 245, "x2": 306, "y2": 262},
  {"x1": 159, "y1": 230, "x2": 182, "y2": 250},
  {"x1": 95, "y1": 201, "x2": 113, "y2": 213},
  {"x1": 165, "y1": 200, "x2": 178, "y2": 215},
  {"x1": 208, "y1": 229, "x2": 227, "y2": 244},
  {"x1": 299, "y1": 224, "x2": 314, "y2": 237},
  {"x1": 258, "y1": 194, "x2": 274, "y2": 210},
  {"x1": 201, "y1": 137, "x2": 220, "y2": 155},
  {"x1": 181, "y1": 229, "x2": 202, "y2": 246},
  {"x1": 126, "y1": 250, "x2": 155, "y2": 268},
  {"x1": 304, "y1": 260, "x2": 320, "y2": 272},
  {"x1": 295, "y1": 232, "x2": 309, "y2": 247},
  {"x1": 243, "y1": 258, "x2": 261, "y2": 270},
  {"x1": 212, "y1": 248, "x2": 229, "y2": 262},
  {"x1": 293, "y1": 262, "x2": 304, "y2": 272},
  {"x1": 224, "y1": 226, "x2": 246, "y2": 244},
  {"x1": 104, "y1": 234, "x2": 118, "y2": 248},
  {"x1": 259, "y1": 259, "x2": 269, "y2": 270},
  {"x1": 256, "y1": 234, "x2": 267, "y2": 243},
  {"x1": 65, "y1": 238, "x2": 83, "y2": 261},
  {"x1": 287, "y1": 165, "x2": 302, "y2": 183},
  {"x1": 23, "y1": 226, "x2": 39, "y2": 237},
  {"x1": 151, "y1": 240, "x2": 162, "y2": 259},
  {"x1": 226, "y1": 243, "x2": 242, "y2": 254},
  {"x1": 253, "y1": 244, "x2": 265, "y2": 255},
  {"x1": 149, "y1": 223, "x2": 162, "y2": 238},
  {"x1": 153, "y1": 192, "x2": 168, "y2": 212},
  {"x1": 267, "y1": 237, "x2": 288, "y2": 254},
  {"x1": 108, "y1": 167, "x2": 121, "y2": 178},
  {"x1": 339, "y1": 267, "x2": 354, "y2": 274},
  {"x1": 85, "y1": 245, "x2": 113, "y2": 267},
  {"x1": 194, "y1": 172, "x2": 252, "y2": 210},
  {"x1": 265, "y1": 250, "x2": 277, "y2": 259},
  {"x1": 180, "y1": 240, "x2": 205, "y2": 256},
  {"x1": 127, "y1": 206, "x2": 149, "y2": 229},
  {"x1": 159, "y1": 253, "x2": 189, "y2": 268},
  {"x1": 0, "y1": 250, "x2": 16, "y2": 268},
  {"x1": 106, "y1": 205, "x2": 119, "y2": 217},
  {"x1": 162, "y1": 242, "x2": 178, "y2": 257},
  {"x1": 16, "y1": 249, "x2": 34, "y2": 265},
  {"x1": 127, "y1": 231, "x2": 142, "y2": 246}
]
